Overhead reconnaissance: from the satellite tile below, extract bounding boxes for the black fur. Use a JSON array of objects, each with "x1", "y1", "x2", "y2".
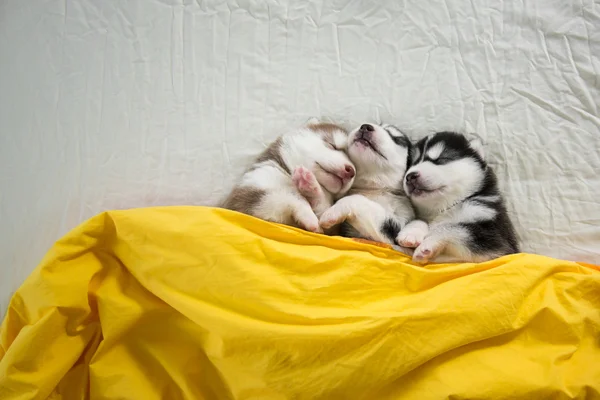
[
  {"x1": 413, "y1": 132, "x2": 519, "y2": 258},
  {"x1": 383, "y1": 125, "x2": 415, "y2": 184},
  {"x1": 337, "y1": 124, "x2": 414, "y2": 245},
  {"x1": 412, "y1": 132, "x2": 486, "y2": 169},
  {"x1": 384, "y1": 125, "x2": 412, "y2": 149},
  {"x1": 381, "y1": 218, "x2": 402, "y2": 243},
  {"x1": 462, "y1": 168, "x2": 519, "y2": 254}
]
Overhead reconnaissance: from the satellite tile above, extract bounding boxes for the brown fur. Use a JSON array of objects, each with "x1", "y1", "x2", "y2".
[
  {"x1": 307, "y1": 122, "x2": 346, "y2": 143},
  {"x1": 255, "y1": 137, "x2": 290, "y2": 174},
  {"x1": 222, "y1": 187, "x2": 266, "y2": 215}
]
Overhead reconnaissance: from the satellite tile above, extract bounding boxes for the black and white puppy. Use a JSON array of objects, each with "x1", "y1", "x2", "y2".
[
  {"x1": 319, "y1": 123, "x2": 428, "y2": 245},
  {"x1": 404, "y1": 132, "x2": 519, "y2": 264}
]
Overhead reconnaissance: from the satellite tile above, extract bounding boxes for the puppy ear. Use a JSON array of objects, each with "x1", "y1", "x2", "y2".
[{"x1": 466, "y1": 134, "x2": 485, "y2": 160}]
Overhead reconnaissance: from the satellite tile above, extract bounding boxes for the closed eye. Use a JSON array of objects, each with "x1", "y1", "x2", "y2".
[
  {"x1": 432, "y1": 156, "x2": 452, "y2": 164},
  {"x1": 326, "y1": 142, "x2": 338, "y2": 150}
]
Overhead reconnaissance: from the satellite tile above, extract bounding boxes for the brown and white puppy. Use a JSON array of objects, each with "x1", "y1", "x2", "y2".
[
  {"x1": 222, "y1": 120, "x2": 356, "y2": 232},
  {"x1": 319, "y1": 123, "x2": 428, "y2": 246}
]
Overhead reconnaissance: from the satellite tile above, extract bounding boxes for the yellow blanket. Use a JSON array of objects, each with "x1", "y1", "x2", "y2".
[{"x1": 1, "y1": 207, "x2": 599, "y2": 400}]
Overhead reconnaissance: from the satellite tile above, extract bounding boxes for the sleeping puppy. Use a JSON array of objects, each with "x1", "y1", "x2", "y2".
[
  {"x1": 404, "y1": 132, "x2": 519, "y2": 264},
  {"x1": 318, "y1": 123, "x2": 428, "y2": 245},
  {"x1": 222, "y1": 120, "x2": 356, "y2": 232}
]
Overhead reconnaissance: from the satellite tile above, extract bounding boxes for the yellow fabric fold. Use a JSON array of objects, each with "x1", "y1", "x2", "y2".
[{"x1": 1, "y1": 206, "x2": 599, "y2": 399}]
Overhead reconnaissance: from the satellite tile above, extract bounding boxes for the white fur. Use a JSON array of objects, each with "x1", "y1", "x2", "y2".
[
  {"x1": 476, "y1": 195, "x2": 501, "y2": 202},
  {"x1": 396, "y1": 219, "x2": 429, "y2": 248},
  {"x1": 412, "y1": 222, "x2": 503, "y2": 264},
  {"x1": 320, "y1": 194, "x2": 392, "y2": 243},
  {"x1": 347, "y1": 124, "x2": 409, "y2": 186},
  {"x1": 426, "y1": 142, "x2": 445, "y2": 160},
  {"x1": 467, "y1": 136, "x2": 485, "y2": 159},
  {"x1": 406, "y1": 136, "x2": 501, "y2": 264},
  {"x1": 410, "y1": 199, "x2": 498, "y2": 263},
  {"x1": 449, "y1": 202, "x2": 497, "y2": 224},
  {"x1": 281, "y1": 130, "x2": 354, "y2": 195},
  {"x1": 412, "y1": 224, "x2": 472, "y2": 263},
  {"x1": 406, "y1": 157, "x2": 485, "y2": 219},
  {"x1": 412, "y1": 147, "x2": 421, "y2": 163},
  {"x1": 228, "y1": 122, "x2": 356, "y2": 232},
  {"x1": 292, "y1": 166, "x2": 331, "y2": 216},
  {"x1": 320, "y1": 123, "x2": 427, "y2": 247}
]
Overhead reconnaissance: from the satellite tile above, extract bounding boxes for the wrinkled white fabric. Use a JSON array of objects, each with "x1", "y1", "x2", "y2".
[{"x1": 1, "y1": 0, "x2": 599, "y2": 314}]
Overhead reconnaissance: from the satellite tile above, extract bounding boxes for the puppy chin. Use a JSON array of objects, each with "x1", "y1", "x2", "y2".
[
  {"x1": 410, "y1": 189, "x2": 441, "y2": 200},
  {"x1": 405, "y1": 181, "x2": 445, "y2": 201},
  {"x1": 349, "y1": 146, "x2": 383, "y2": 168}
]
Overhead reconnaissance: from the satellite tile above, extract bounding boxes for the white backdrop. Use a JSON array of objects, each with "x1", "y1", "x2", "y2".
[{"x1": 1, "y1": 0, "x2": 599, "y2": 314}]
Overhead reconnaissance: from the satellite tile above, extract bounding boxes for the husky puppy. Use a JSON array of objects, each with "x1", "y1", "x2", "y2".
[
  {"x1": 404, "y1": 132, "x2": 519, "y2": 264},
  {"x1": 319, "y1": 123, "x2": 428, "y2": 245},
  {"x1": 222, "y1": 120, "x2": 356, "y2": 232}
]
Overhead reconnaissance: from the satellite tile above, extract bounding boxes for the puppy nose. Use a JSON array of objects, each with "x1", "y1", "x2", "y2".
[
  {"x1": 406, "y1": 172, "x2": 419, "y2": 182},
  {"x1": 360, "y1": 124, "x2": 374, "y2": 132},
  {"x1": 344, "y1": 165, "x2": 356, "y2": 179}
]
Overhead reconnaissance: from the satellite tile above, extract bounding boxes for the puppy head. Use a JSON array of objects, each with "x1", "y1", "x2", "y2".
[
  {"x1": 286, "y1": 121, "x2": 356, "y2": 195},
  {"x1": 404, "y1": 132, "x2": 487, "y2": 210},
  {"x1": 346, "y1": 123, "x2": 412, "y2": 187}
]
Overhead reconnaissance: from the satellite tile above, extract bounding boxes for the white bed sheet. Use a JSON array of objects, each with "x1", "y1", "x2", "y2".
[{"x1": 1, "y1": 0, "x2": 599, "y2": 313}]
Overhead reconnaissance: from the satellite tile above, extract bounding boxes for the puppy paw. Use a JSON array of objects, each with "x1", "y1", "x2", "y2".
[
  {"x1": 396, "y1": 224, "x2": 428, "y2": 248},
  {"x1": 298, "y1": 213, "x2": 322, "y2": 234},
  {"x1": 396, "y1": 231, "x2": 421, "y2": 248},
  {"x1": 319, "y1": 206, "x2": 346, "y2": 229},
  {"x1": 292, "y1": 166, "x2": 320, "y2": 198},
  {"x1": 305, "y1": 223, "x2": 324, "y2": 234},
  {"x1": 413, "y1": 246, "x2": 433, "y2": 264},
  {"x1": 412, "y1": 238, "x2": 443, "y2": 264}
]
